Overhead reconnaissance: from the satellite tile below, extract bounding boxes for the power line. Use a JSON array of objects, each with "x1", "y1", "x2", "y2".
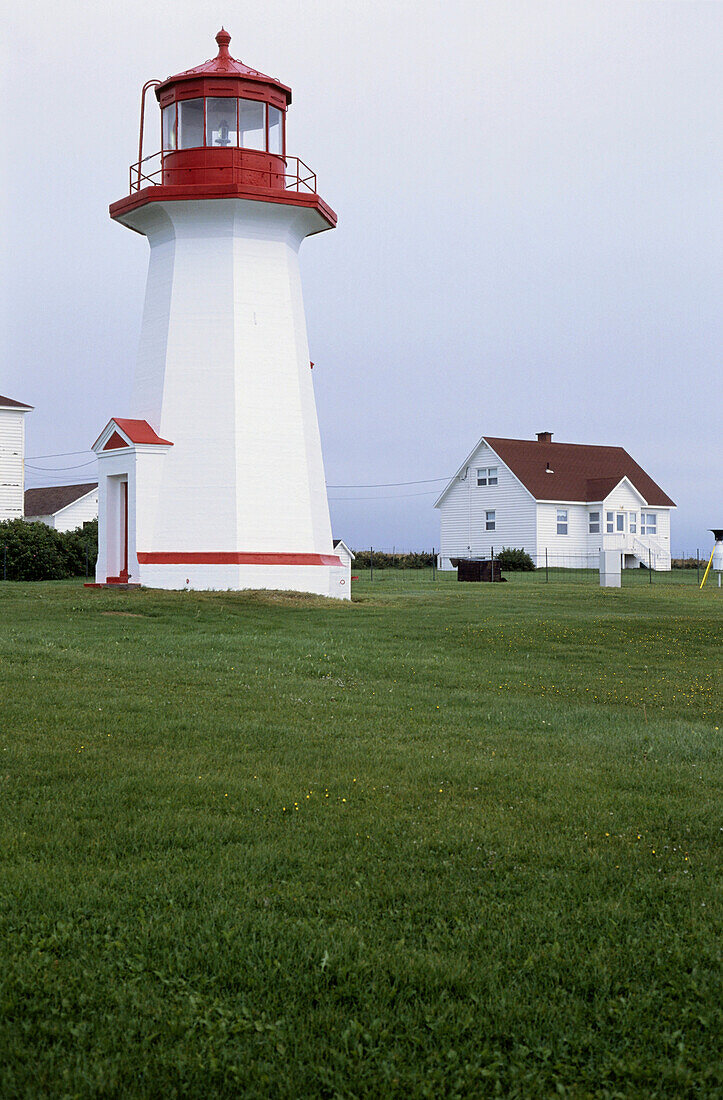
[
  {"x1": 25, "y1": 449, "x2": 92, "y2": 460},
  {"x1": 25, "y1": 460, "x2": 97, "y2": 472},
  {"x1": 326, "y1": 476, "x2": 451, "y2": 488},
  {"x1": 328, "y1": 489, "x2": 440, "y2": 501}
]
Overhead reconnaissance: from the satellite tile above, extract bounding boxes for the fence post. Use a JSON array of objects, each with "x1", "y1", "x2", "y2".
[
  {"x1": 697, "y1": 549, "x2": 700, "y2": 586},
  {"x1": 490, "y1": 545, "x2": 494, "y2": 581},
  {"x1": 85, "y1": 544, "x2": 89, "y2": 579},
  {"x1": 649, "y1": 548, "x2": 652, "y2": 583},
  {"x1": 545, "y1": 548, "x2": 549, "y2": 583},
  {"x1": 432, "y1": 548, "x2": 436, "y2": 581},
  {"x1": 370, "y1": 546, "x2": 373, "y2": 583},
  {"x1": 3, "y1": 543, "x2": 6, "y2": 581}
]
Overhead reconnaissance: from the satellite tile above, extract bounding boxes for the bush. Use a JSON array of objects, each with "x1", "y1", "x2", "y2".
[
  {"x1": 352, "y1": 550, "x2": 435, "y2": 570},
  {"x1": 496, "y1": 547, "x2": 535, "y2": 572},
  {"x1": 0, "y1": 518, "x2": 97, "y2": 581}
]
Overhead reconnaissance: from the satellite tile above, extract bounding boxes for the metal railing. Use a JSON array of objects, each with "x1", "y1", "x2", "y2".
[{"x1": 128, "y1": 151, "x2": 318, "y2": 196}]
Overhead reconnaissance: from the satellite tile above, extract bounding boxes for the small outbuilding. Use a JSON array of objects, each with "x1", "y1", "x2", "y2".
[
  {"x1": 332, "y1": 539, "x2": 355, "y2": 569},
  {"x1": 25, "y1": 482, "x2": 98, "y2": 533}
]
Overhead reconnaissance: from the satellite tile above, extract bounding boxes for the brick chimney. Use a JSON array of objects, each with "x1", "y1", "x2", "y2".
[{"x1": 536, "y1": 431, "x2": 553, "y2": 443}]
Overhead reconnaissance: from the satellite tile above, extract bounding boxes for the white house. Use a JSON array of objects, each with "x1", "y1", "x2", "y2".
[
  {"x1": 0, "y1": 393, "x2": 33, "y2": 522},
  {"x1": 435, "y1": 432, "x2": 675, "y2": 570},
  {"x1": 24, "y1": 483, "x2": 98, "y2": 532}
]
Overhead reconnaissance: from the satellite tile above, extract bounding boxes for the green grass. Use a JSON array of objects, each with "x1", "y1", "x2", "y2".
[{"x1": 0, "y1": 579, "x2": 721, "y2": 1098}]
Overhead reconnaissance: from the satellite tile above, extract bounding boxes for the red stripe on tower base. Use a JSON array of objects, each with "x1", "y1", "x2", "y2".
[{"x1": 137, "y1": 552, "x2": 343, "y2": 567}]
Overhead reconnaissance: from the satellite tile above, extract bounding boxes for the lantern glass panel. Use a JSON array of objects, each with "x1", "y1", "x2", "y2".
[
  {"x1": 207, "y1": 98, "x2": 238, "y2": 147},
  {"x1": 162, "y1": 105, "x2": 177, "y2": 151},
  {"x1": 178, "y1": 99, "x2": 204, "y2": 148},
  {"x1": 268, "y1": 106, "x2": 283, "y2": 154},
  {"x1": 239, "y1": 99, "x2": 266, "y2": 150}
]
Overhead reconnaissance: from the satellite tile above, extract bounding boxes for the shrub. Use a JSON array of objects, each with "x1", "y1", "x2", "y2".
[
  {"x1": 352, "y1": 550, "x2": 435, "y2": 570},
  {"x1": 0, "y1": 518, "x2": 97, "y2": 581},
  {"x1": 496, "y1": 547, "x2": 535, "y2": 572}
]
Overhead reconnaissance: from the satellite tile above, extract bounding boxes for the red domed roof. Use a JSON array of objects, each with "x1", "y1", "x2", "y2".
[{"x1": 156, "y1": 29, "x2": 291, "y2": 101}]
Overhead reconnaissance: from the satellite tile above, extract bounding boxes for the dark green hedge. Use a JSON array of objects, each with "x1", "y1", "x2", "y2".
[
  {"x1": 0, "y1": 518, "x2": 97, "y2": 581},
  {"x1": 352, "y1": 550, "x2": 435, "y2": 570},
  {"x1": 496, "y1": 547, "x2": 536, "y2": 572}
]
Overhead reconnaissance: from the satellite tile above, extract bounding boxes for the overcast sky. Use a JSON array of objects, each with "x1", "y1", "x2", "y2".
[{"x1": 3, "y1": 1, "x2": 721, "y2": 553}]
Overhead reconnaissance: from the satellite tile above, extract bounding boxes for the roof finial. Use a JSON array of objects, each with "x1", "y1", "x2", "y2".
[{"x1": 215, "y1": 27, "x2": 232, "y2": 58}]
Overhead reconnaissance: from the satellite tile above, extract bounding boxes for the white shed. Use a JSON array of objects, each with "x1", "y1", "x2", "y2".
[
  {"x1": 0, "y1": 393, "x2": 33, "y2": 522},
  {"x1": 435, "y1": 432, "x2": 675, "y2": 570},
  {"x1": 332, "y1": 539, "x2": 355, "y2": 569},
  {"x1": 24, "y1": 483, "x2": 98, "y2": 532}
]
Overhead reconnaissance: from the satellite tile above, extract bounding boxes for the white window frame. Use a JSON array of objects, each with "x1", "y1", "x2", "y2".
[
  {"x1": 589, "y1": 511, "x2": 600, "y2": 534},
  {"x1": 606, "y1": 511, "x2": 614, "y2": 534},
  {"x1": 616, "y1": 513, "x2": 625, "y2": 533},
  {"x1": 629, "y1": 513, "x2": 637, "y2": 534},
  {"x1": 476, "y1": 466, "x2": 498, "y2": 487},
  {"x1": 557, "y1": 509, "x2": 568, "y2": 535},
  {"x1": 641, "y1": 512, "x2": 657, "y2": 535},
  {"x1": 485, "y1": 510, "x2": 496, "y2": 531}
]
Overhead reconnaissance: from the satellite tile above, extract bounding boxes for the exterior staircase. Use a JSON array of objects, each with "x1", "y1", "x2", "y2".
[{"x1": 630, "y1": 536, "x2": 671, "y2": 571}]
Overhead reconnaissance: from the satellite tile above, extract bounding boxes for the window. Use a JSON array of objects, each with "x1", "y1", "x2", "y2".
[
  {"x1": 641, "y1": 512, "x2": 657, "y2": 535},
  {"x1": 268, "y1": 106, "x2": 283, "y2": 154},
  {"x1": 606, "y1": 511, "x2": 614, "y2": 534},
  {"x1": 589, "y1": 511, "x2": 600, "y2": 534},
  {"x1": 616, "y1": 513, "x2": 625, "y2": 533},
  {"x1": 486, "y1": 511, "x2": 496, "y2": 531},
  {"x1": 477, "y1": 467, "x2": 498, "y2": 487},
  {"x1": 239, "y1": 98, "x2": 266, "y2": 150},
  {"x1": 162, "y1": 104, "x2": 177, "y2": 150},
  {"x1": 178, "y1": 98, "x2": 204, "y2": 148},
  {"x1": 206, "y1": 98, "x2": 238, "y2": 147},
  {"x1": 557, "y1": 509, "x2": 568, "y2": 535},
  {"x1": 629, "y1": 513, "x2": 637, "y2": 534}
]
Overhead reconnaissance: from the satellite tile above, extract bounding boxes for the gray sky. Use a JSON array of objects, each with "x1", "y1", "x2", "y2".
[{"x1": 3, "y1": 0, "x2": 721, "y2": 553}]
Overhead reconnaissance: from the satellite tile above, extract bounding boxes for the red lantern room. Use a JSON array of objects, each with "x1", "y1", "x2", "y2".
[{"x1": 110, "y1": 29, "x2": 336, "y2": 228}]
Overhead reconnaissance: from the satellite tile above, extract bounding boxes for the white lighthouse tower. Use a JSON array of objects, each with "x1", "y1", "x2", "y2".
[{"x1": 92, "y1": 29, "x2": 349, "y2": 598}]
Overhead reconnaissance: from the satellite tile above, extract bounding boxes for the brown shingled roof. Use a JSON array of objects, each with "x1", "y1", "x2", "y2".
[
  {"x1": 0, "y1": 393, "x2": 33, "y2": 409},
  {"x1": 484, "y1": 438, "x2": 675, "y2": 507},
  {"x1": 24, "y1": 483, "x2": 97, "y2": 518}
]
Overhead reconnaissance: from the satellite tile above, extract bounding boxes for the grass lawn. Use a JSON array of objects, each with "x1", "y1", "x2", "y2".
[{"x1": 0, "y1": 577, "x2": 720, "y2": 1098}]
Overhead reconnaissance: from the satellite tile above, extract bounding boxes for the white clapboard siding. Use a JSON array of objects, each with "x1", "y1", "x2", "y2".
[
  {"x1": 0, "y1": 409, "x2": 26, "y2": 520},
  {"x1": 438, "y1": 440, "x2": 536, "y2": 568},
  {"x1": 536, "y1": 501, "x2": 594, "y2": 561},
  {"x1": 53, "y1": 490, "x2": 99, "y2": 532}
]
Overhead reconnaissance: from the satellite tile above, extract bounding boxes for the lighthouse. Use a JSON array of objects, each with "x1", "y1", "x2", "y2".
[{"x1": 92, "y1": 29, "x2": 349, "y2": 598}]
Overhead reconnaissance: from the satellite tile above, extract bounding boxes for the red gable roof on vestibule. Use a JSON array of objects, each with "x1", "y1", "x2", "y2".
[
  {"x1": 484, "y1": 437, "x2": 675, "y2": 507},
  {"x1": 93, "y1": 418, "x2": 174, "y2": 451},
  {"x1": 113, "y1": 419, "x2": 173, "y2": 445}
]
